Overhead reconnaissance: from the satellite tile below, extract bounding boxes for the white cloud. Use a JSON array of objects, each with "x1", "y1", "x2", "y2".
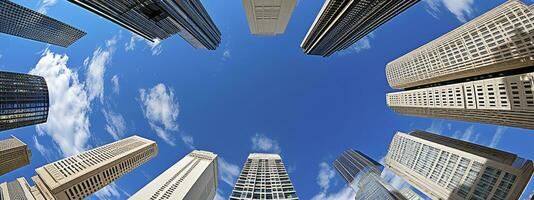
[
  {"x1": 111, "y1": 75, "x2": 119, "y2": 95},
  {"x1": 33, "y1": 136, "x2": 56, "y2": 161},
  {"x1": 86, "y1": 36, "x2": 117, "y2": 103},
  {"x1": 125, "y1": 33, "x2": 163, "y2": 55},
  {"x1": 423, "y1": 0, "x2": 475, "y2": 23},
  {"x1": 338, "y1": 33, "x2": 374, "y2": 55},
  {"x1": 460, "y1": 125, "x2": 475, "y2": 142},
  {"x1": 311, "y1": 162, "x2": 356, "y2": 200},
  {"x1": 30, "y1": 49, "x2": 91, "y2": 157},
  {"x1": 94, "y1": 182, "x2": 121, "y2": 200},
  {"x1": 425, "y1": 120, "x2": 448, "y2": 134},
  {"x1": 489, "y1": 127, "x2": 507, "y2": 148},
  {"x1": 139, "y1": 83, "x2": 179, "y2": 146},
  {"x1": 102, "y1": 109, "x2": 126, "y2": 140},
  {"x1": 223, "y1": 49, "x2": 231, "y2": 60},
  {"x1": 219, "y1": 158, "x2": 240, "y2": 187},
  {"x1": 37, "y1": 0, "x2": 57, "y2": 14},
  {"x1": 180, "y1": 133, "x2": 195, "y2": 150},
  {"x1": 251, "y1": 133, "x2": 281, "y2": 153}
]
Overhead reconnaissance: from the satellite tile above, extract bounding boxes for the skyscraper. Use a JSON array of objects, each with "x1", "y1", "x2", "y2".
[
  {"x1": 300, "y1": 0, "x2": 419, "y2": 57},
  {"x1": 0, "y1": 0, "x2": 85, "y2": 47},
  {"x1": 30, "y1": 135, "x2": 158, "y2": 200},
  {"x1": 0, "y1": 71, "x2": 49, "y2": 132},
  {"x1": 230, "y1": 153, "x2": 298, "y2": 200},
  {"x1": 68, "y1": 0, "x2": 221, "y2": 50},
  {"x1": 0, "y1": 178, "x2": 36, "y2": 200},
  {"x1": 399, "y1": 187, "x2": 424, "y2": 200},
  {"x1": 334, "y1": 149, "x2": 406, "y2": 200},
  {"x1": 129, "y1": 150, "x2": 218, "y2": 200},
  {"x1": 242, "y1": 0, "x2": 297, "y2": 35},
  {"x1": 385, "y1": 0, "x2": 534, "y2": 129},
  {"x1": 0, "y1": 136, "x2": 31, "y2": 176},
  {"x1": 385, "y1": 130, "x2": 534, "y2": 200}
]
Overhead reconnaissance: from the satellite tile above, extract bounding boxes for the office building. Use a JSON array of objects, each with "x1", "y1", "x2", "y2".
[
  {"x1": 0, "y1": 71, "x2": 49, "y2": 132},
  {"x1": 0, "y1": 178, "x2": 36, "y2": 200},
  {"x1": 386, "y1": 0, "x2": 534, "y2": 130},
  {"x1": 0, "y1": 136, "x2": 31, "y2": 176},
  {"x1": 399, "y1": 187, "x2": 424, "y2": 200},
  {"x1": 0, "y1": 0, "x2": 85, "y2": 47},
  {"x1": 385, "y1": 131, "x2": 534, "y2": 200},
  {"x1": 129, "y1": 150, "x2": 218, "y2": 200},
  {"x1": 242, "y1": 0, "x2": 297, "y2": 35},
  {"x1": 300, "y1": 0, "x2": 419, "y2": 57},
  {"x1": 230, "y1": 153, "x2": 298, "y2": 200},
  {"x1": 334, "y1": 149, "x2": 406, "y2": 200},
  {"x1": 68, "y1": 0, "x2": 221, "y2": 50},
  {"x1": 30, "y1": 135, "x2": 158, "y2": 200}
]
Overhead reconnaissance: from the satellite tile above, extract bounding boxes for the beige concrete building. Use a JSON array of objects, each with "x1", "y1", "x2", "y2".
[
  {"x1": 242, "y1": 0, "x2": 296, "y2": 35},
  {"x1": 386, "y1": 0, "x2": 534, "y2": 90},
  {"x1": 399, "y1": 187, "x2": 424, "y2": 200},
  {"x1": 0, "y1": 136, "x2": 31, "y2": 176},
  {"x1": 387, "y1": 72, "x2": 534, "y2": 129},
  {"x1": 230, "y1": 153, "x2": 298, "y2": 200},
  {"x1": 129, "y1": 150, "x2": 218, "y2": 200},
  {"x1": 385, "y1": 131, "x2": 533, "y2": 200},
  {"x1": 27, "y1": 135, "x2": 158, "y2": 200}
]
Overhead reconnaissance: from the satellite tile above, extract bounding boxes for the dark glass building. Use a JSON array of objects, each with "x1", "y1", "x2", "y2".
[
  {"x1": 68, "y1": 0, "x2": 221, "y2": 50},
  {"x1": 301, "y1": 0, "x2": 419, "y2": 57},
  {"x1": 334, "y1": 149, "x2": 406, "y2": 200},
  {"x1": 0, "y1": 0, "x2": 86, "y2": 47},
  {"x1": 0, "y1": 71, "x2": 49, "y2": 131}
]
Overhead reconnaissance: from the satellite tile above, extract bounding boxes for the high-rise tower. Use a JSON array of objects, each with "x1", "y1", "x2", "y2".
[
  {"x1": 385, "y1": 131, "x2": 533, "y2": 200},
  {"x1": 301, "y1": 0, "x2": 419, "y2": 57},
  {"x1": 385, "y1": 0, "x2": 534, "y2": 129},
  {"x1": 30, "y1": 135, "x2": 158, "y2": 200},
  {"x1": 242, "y1": 0, "x2": 297, "y2": 35},
  {"x1": 0, "y1": 71, "x2": 49, "y2": 132},
  {"x1": 0, "y1": 0, "x2": 85, "y2": 47},
  {"x1": 334, "y1": 149, "x2": 406, "y2": 200},
  {"x1": 0, "y1": 136, "x2": 31, "y2": 176},
  {"x1": 129, "y1": 150, "x2": 218, "y2": 200},
  {"x1": 68, "y1": 0, "x2": 221, "y2": 50},
  {"x1": 230, "y1": 153, "x2": 298, "y2": 200}
]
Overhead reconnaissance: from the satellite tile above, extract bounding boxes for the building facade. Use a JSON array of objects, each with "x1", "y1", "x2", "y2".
[
  {"x1": 386, "y1": 0, "x2": 534, "y2": 90},
  {"x1": 68, "y1": 0, "x2": 221, "y2": 50},
  {"x1": 230, "y1": 153, "x2": 298, "y2": 200},
  {"x1": 399, "y1": 187, "x2": 424, "y2": 200},
  {"x1": 30, "y1": 135, "x2": 158, "y2": 200},
  {"x1": 0, "y1": 178, "x2": 36, "y2": 200},
  {"x1": 385, "y1": 131, "x2": 534, "y2": 200},
  {"x1": 300, "y1": 0, "x2": 419, "y2": 57},
  {"x1": 0, "y1": 136, "x2": 31, "y2": 176},
  {"x1": 242, "y1": 0, "x2": 296, "y2": 35},
  {"x1": 0, "y1": 71, "x2": 49, "y2": 132},
  {"x1": 129, "y1": 150, "x2": 218, "y2": 200},
  {"x1": 334, "y1": 149, "x2": 406, "y2": 200},
  {"x1": 0, "y1": 0, "x2": 85, "y2": 47}
]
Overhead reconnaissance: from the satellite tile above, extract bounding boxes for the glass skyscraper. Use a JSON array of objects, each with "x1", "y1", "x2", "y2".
[
  {"x1": 0, "y1": 71, "x2": 49, "y2": 132},
  {"x1": 334, "y1": 149, "x2": 406, "y2": 200}
]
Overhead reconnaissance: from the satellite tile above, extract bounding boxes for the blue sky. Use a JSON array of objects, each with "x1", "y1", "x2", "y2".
[{"x1": 0, "y1": 0, "x2": 533, "y2": 199}]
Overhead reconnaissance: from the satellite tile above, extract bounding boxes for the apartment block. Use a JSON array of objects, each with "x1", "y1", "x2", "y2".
[
  {"x1": 385, "y1": 131, "x2": 533, "y2": 200},
  {"x1": 242, "y1": 0, "x2": 296, "y2": 35},
  {"x1": 230, "y1": 153, "x2": 298, "y2": 200},
  {"x1": 0, "y1": 0, "x2": 85, "y2": 47},
  {"x1": 0, "y1": 136, "x2": 31, "y2": 176},
  {"x1": 129, "y1": 150, "x2": 218, "y2": 200}
]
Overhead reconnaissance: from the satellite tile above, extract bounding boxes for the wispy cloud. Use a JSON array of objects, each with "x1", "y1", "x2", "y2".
[
  {"x1": 219, "y1": 158, "x2": 240, "y2": 187},
  {"x1": 139, "y1": 83, "x2": 180, "y2": 146},
  {"x1": 86, "y1": 36, "x2": 118, "y2": 103},
  {"x1": 425, "y1": 119, "x2": 451, "y2": 135},
  {"x1": 489, "y1": 126, "x2": 507, "y2": 148},
  {"x1": 32, "y1": 136, "x2": 56, "y2": 161},
  {"x1": 311, "y1": 162, "x2": 356, "y2": 200},
  {"x1": 251, "y1": 133, "x2": 281, "y2": 153},
  {"x1": 125, "y1": 33, "x2": 163, "y2": 55},
  {"x1": 337, "y1": 33, "x2": 374, "y2": 55},
  {"x1": 222, "y1": 49, "x2": 231, "y2": 61},
  {"x1": 94, "y1": 182, "x2": 123, "y2": 200},
  {"x1": 423, "y1": 0, "x2": 476, "y2": 23},
  {"x1": 37, "y1": 0, "x2": 57, "y2": 14},
  {"x1": 111, "y1": 75, "x2": 120, "y2": 95},
  {"x1": 102, "y1": 109, "x2": 126, "y2": 140},
  {"x1": 180, "y1": 133, "x2": 195, "y2": 150}
]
